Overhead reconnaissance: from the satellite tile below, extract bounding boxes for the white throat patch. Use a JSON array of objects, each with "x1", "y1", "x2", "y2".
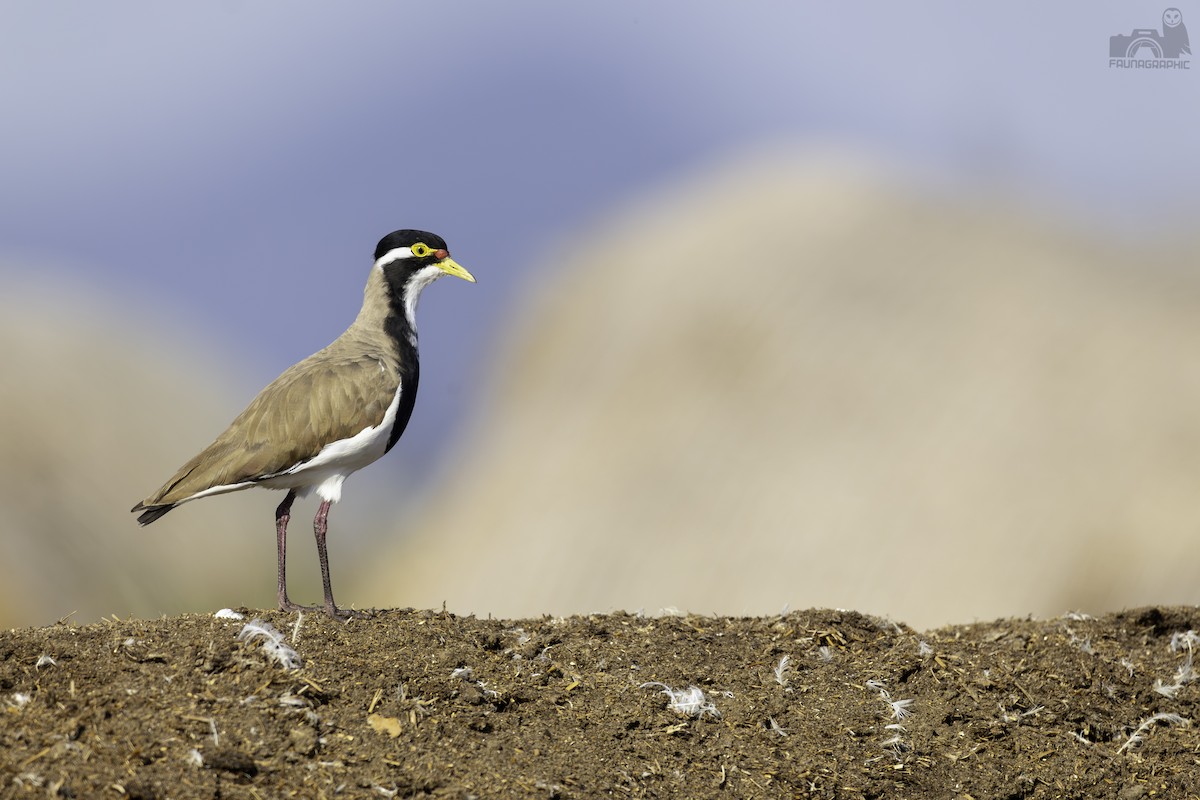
[
  {"x1": 402, "y1": 265, "x2": 446, "y2": 334},
  {"x1": 373, "y1": 249, "x2": 446, "y2": 343}
]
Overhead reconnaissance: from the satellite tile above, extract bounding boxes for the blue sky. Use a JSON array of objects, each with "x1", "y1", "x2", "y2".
[{"x1": 2, "y1": 1, "x2": 1197, "y2": 474}]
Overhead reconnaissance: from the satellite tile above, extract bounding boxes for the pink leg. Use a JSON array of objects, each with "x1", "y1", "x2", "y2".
[
  {"x1": 275, "y1": 490, "x2": 299, "y2": 611},
  {"x1": 313, "y1": 500, "x2": 337, "y2": 616},
  {"x1": 312, "y1": 500, "x2": 367, "y2": 620}
]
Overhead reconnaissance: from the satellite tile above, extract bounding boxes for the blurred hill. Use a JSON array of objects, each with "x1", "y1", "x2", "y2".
[{"x1": 359, "y1": 150, "x2": 1200, "y2": 629}]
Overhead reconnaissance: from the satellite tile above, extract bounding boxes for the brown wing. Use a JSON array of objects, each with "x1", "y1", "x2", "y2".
[{"x1": 135, "y1": 351, "x2": 401, "y2": 510}]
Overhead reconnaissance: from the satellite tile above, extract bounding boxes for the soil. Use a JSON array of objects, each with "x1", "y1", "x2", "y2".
[{"x1": 3, "y1": 606, "x2": 1200, "y2": 799}]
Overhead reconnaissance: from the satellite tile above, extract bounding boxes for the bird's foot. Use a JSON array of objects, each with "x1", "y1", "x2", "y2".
[
  {"x1": 278, "y1": 599, "x2": 322, "y2": 615},
  {"x1": 278, "y1": 599, "x2": 367, "y2": 618},
  {"x1": 277, "y1": 599, "x2": 373, "y2": 621},
  {"x1": 326, "y1": 604, "x2": 374, "y2": 622}
]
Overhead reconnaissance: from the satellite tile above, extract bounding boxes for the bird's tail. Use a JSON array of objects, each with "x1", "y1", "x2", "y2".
[{"x1": 132, "y1": 502, "x2": 175, "y2": 526}]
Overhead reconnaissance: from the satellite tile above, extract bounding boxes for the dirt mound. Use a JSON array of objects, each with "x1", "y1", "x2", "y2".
[{"x1": 4, "y1": 606, "x2": 1200, "y2": 798}]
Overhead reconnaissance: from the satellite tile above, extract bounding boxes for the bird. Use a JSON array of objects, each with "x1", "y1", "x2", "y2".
[
  {"x1": 1162, "y1": 8, "x2": 1191, "y2": 58},
  {"x1": 132, "y1": 229, "x2": 475, "y2": 619}
]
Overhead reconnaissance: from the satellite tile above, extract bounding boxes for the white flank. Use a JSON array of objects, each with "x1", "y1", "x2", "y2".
[
  {"x1": 260, "y1": 379, "x2": 405, "y2": 502},
  {"x1": 169, "y1": 359, "x2": 407, "y2": 508}
]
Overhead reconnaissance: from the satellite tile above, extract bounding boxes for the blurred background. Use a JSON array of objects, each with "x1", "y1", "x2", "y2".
[{"x1": 2, "y1": 2, "x2": 1199, "y2": 630}]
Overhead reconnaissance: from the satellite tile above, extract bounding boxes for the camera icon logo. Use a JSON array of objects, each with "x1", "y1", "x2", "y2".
[{"x1": 1110, "y1": 8, "x2": 1191, "y2": 59}]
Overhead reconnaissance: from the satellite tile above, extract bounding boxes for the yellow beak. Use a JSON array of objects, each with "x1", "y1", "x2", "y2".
[{"x1": 437, "y1": 256, "x2": 476, "y2": 283}]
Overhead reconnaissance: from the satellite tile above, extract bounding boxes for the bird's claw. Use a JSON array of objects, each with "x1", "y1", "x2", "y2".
[{"x1": 278, "y1": 600, "x2": 373, "y2": 622}]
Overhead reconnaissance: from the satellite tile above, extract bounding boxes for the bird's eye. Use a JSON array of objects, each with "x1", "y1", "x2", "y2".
[{"x1": 411, "y1": 243, "x2": 432, "y2": 258}]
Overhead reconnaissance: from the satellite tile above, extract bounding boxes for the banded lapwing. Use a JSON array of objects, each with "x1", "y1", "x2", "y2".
[{"x1": 132, "y1": 230, "x2": 475, "y2": 619}]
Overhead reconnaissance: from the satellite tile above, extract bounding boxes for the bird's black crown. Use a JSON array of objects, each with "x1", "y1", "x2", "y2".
[{"x1": 375, "y1": 229, "x2": 449, "y2": 261}]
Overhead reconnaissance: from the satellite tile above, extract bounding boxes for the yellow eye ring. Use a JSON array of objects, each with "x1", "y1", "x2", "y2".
[{"x1": 411, "y1": 243, "x2": 432, "y2": 258}]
